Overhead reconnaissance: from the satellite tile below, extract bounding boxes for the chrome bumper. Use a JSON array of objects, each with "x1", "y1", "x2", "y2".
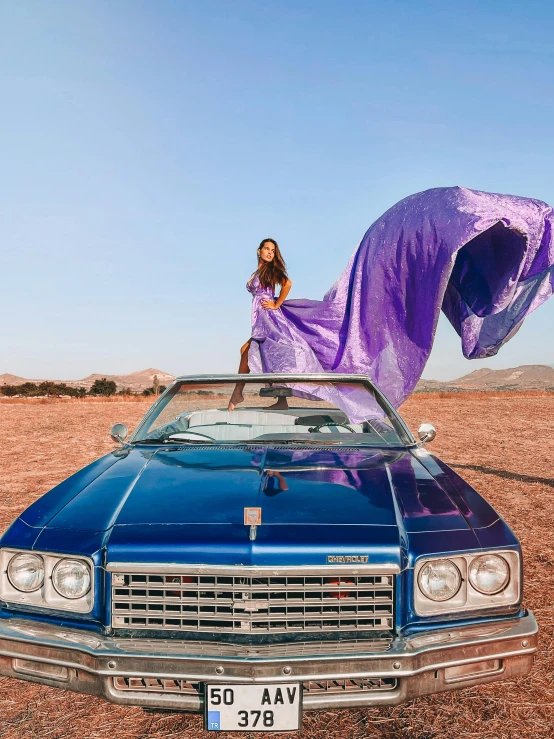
[{"x1": 0, "y1": 612, "x2": 538, "y2": 711}]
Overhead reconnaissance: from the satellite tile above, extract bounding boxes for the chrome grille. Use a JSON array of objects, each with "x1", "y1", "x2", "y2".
[
  {"x1": 114, "y1": 676, "x2": 200, "y2": 694},
  {"x1": 303, "y1": 677, "x2": 397, "y2": 693},
  {"x1": 111, "y1": 569, "x2": 395, "y2": 634},
  {"x1": 112, "y1": 676, "x2": 397, "y2": 696}
]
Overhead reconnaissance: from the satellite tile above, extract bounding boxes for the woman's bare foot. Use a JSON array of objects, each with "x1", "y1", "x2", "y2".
[
  {"x1": 227, "y1": 387, "x2": 244, "y2": 412},
  {"x1": 264, "y1": 398, "x2": 289, "y2": 411}
]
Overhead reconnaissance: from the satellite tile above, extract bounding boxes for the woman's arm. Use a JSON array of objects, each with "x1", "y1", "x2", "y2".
[
  {"x1": 262, "y1": 278, "x2": 292, "y2": 310},
  {"x1": 275, "y1": 278, "x2": 292, "y2": 307}
]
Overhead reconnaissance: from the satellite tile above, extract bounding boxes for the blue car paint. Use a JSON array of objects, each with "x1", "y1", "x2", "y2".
[
  {"x1": 17, "y1": 447, "x2": 495, "y2": 534},
  {"x1": 104, "y1": 522, "x2": 401, "y2": 566},
  {"x1": 0, "y1": 605, "x2": 107, "y2": 633},
  {"x1": 414, "y1": 452, "x2": 500, "y2": 529},
  {"x1": 18, "y1": 452, "x2": 124, "y2": 528},
  {"x1": 0, "y1": 517, "x2": 43, "y2": 551},
  {"x1": 0, "y1": 442, "x2": 524, "y2": 635}
]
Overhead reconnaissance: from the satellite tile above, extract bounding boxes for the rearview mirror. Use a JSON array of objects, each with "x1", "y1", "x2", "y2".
[
  {"x1": 110, "y1": 423, "x2": 128, "y2": 445},
  {"x1": 417, "y1": 423, "x2": 436, "y2": 443},
  {"x1": 259, "y1": 387, "x2": 293, "y2": 398}
]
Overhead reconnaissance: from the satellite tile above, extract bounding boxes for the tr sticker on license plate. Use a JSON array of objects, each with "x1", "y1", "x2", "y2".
[{"x1": 205, "y1": 683, "x2": 301, "y2": 732}]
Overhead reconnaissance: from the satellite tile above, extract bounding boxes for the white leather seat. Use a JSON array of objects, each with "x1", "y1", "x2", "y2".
[
  {"x1": 186, "y1": 424, "x2": 300, "y2": 441},
  {"x1": 180, "y1": 422, "x2": 364, "y2": 441},
  {"x1": 187, "y1": 410, "x2": 296, "y2": 428},
  {"x1": 175, "y1": 409, "x2": 364, "y2": 441}
]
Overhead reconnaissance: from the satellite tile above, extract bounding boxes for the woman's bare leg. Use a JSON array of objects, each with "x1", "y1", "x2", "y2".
[
  {"x1": 265, "y1": 397, "x2": 289, "y2": 411},
  {"x1": 228, "y1": 340, "x2": 251, "y2": 411}
]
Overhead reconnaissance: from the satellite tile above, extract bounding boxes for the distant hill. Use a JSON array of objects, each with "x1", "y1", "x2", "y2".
[
  {"x1": 0, "y1": 374, "x2": 28, "y2": 386},
  {"x1": 0, "y1": 368, "x2": 176, "y2": 392},
  {"x1": 416, "y1": 364, "x2": 554, "y2": 393},
  {"x1": 2, "y1": 365, "x2": 553, "y2": 394},
  {"x1": 78, "y1": 368, "x2": 176, "y2": 392}
]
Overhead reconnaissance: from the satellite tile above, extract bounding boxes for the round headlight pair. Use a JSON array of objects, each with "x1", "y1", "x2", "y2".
[
  {"x1": 7, "y1": 553, "x2": 91, "y2": 599},
  {"x1": 418, "y1": 554, "x2": 510, "y2": 602}
]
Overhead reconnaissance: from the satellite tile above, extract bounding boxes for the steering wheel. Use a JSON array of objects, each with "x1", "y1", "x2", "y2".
[
  {"x1": 168, "y1": 430, "x2": 216, "y2": 441},
  {"x1": 308, "y1": 422, "x2": 355, "y2": 433}
]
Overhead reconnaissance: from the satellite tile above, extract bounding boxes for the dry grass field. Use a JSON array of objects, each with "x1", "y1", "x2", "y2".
[{"x1": 0, "y1": 393, "x2": 553, "y2": 739}]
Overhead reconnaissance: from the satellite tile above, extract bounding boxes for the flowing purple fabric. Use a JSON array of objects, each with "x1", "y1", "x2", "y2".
[{"x1": 247, "y1": 186, "x2": 554, "y2": 419}]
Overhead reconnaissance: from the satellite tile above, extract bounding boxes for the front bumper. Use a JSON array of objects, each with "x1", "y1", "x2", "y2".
[{"x1": 0, "y1": 611, "x2": 538, "y2": 711}]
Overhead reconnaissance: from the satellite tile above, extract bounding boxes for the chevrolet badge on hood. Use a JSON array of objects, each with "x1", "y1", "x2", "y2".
[{"x1": 327, "y1": 555, "x2": 369, "y2": 564}]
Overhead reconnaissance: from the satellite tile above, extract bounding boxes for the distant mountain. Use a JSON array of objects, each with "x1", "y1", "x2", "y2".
[
  {"x1": 416, "y1": 364, "x2": 554, "y2": 392},
  {"x1": 0, "y1": 368, "x2": 176, "y2": 392},
  {"x1": 0, "y1": 374, "x2": 28, "y2": 386},
  {"x1": 2, "y1": 365, "x2": 553, "y2": 394},
  {"x1": 78, "y1": 368, "x2": 176, "y2": 392}
]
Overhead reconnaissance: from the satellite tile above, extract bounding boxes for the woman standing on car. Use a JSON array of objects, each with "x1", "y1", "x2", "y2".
[
  {"x1": 228, "y1": 238, "x2": 292, "y2": 411},
  {"x1": 227, "y1": 187, "x2": 554, "y2": 418}
]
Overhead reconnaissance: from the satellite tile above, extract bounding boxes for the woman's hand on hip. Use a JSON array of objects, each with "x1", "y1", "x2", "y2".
[{"x1": 261, "y1": 299, "x2": 278, "y2": 310}]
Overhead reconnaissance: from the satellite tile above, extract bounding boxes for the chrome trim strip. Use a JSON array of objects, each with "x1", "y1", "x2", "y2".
[
  {"x1": 176, "y1": 373, "x2": 376, "y2": 381},
  {"x1": 106, "y1": 563, "x2": 401, "y2": 575}
]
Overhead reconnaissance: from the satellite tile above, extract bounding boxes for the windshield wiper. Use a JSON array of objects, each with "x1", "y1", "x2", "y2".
[
  {"x1": 133, "y1": 438, "x2": 215, "y2": 445},
  {"x1": 243, "y1": 438, "x2": 342, "y2": 445}
]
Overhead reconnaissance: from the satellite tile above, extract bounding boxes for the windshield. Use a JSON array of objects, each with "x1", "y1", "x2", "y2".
[{"x1": 132, "y1": 378, "x2": 413, "y2": 447}]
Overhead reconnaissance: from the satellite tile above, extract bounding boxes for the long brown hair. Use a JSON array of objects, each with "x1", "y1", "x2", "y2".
[{"x1": 257, "y1": 238, "x2": 288, "y2": 288}]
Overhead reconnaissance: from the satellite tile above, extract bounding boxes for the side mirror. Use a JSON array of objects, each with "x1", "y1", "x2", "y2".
[
  {"x1": 110, "y1": 423, "x2": 128, "y2": 445},
  {"x1": 417, "y1": 423, "x2": 436, "y2": 443}
]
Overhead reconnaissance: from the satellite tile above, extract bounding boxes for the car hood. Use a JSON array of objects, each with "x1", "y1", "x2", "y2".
[{"x1": 20, "y1": 446, "x2": 495, "y2": 565}]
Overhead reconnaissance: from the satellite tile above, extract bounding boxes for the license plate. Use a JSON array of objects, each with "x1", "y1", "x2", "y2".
[{"x1": 204, "y1": 683, "x2": 301, "y2": 732}]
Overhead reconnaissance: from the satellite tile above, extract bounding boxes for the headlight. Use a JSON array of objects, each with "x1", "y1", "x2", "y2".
[
  {"x1": 469, "y1": 554, "x2": 510, "y2": 594},
  {"x1": 52, "y1": 559, "x2": 91, "y2": 599},
  {"x1": 418, "y1": 559, "x2": 461, "y2": 602},
  {"x1": 7, "y1": 553, "x2": 44, "y2": 592}
]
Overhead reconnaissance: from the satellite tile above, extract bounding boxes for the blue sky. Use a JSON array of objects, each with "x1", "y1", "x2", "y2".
[{"x1": 1, "y1": 0, "x2": 553, "y2": 381}]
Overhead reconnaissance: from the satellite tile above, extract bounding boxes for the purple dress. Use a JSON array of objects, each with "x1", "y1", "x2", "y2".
[
  {"x1": 248, "y1": 274, "x2": 333, "y2": 374},
  {"x1": 247, "y1": 186, "x2": 554, "y2": 420},
  {"x1": 247, "y1": 274, "x2": 381, "y2": 420}
]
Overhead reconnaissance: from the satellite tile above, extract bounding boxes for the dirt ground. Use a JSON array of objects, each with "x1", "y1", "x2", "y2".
[{"x1": 0, "y1": 394, "x2": 553, "y2": 739}]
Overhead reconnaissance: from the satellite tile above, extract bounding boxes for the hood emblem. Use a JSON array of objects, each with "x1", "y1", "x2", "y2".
[{"x1": 244, "y1": 507, "x2": 262, "y2": 541}]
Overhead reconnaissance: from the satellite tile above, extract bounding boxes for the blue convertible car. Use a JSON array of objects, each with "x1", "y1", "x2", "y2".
[{"x1": 0, "y1": 374, "x2": 537, "y2": 732}]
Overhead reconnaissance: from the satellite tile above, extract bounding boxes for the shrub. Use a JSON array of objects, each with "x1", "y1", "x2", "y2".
[
  {"x1": 0, "y1": 385, "x2": 19, "y2": 397},
  {"x1": 1, "y1": 382, "x2": 88, "y2": 398},
  {"x1": 89, "y1": 378, "x2": 117, "y2": 397},
  {"x1": 142, "y1": 385, "x2": 167, "y2": 396}
]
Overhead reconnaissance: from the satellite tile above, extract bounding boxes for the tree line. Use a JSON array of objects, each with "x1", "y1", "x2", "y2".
[{"x1": 0, "y1": 378, "x2": 167, "y2": 398}]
